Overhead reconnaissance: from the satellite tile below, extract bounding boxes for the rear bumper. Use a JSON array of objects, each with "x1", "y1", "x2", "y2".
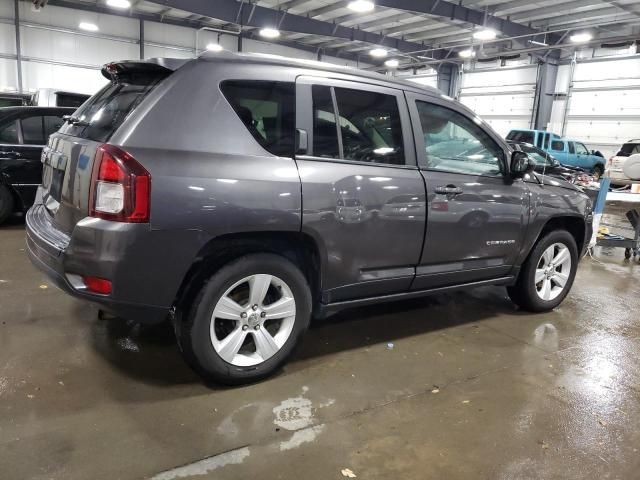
[{"x1": 25, "y1": 204, "x2": 171, "y2": 324}]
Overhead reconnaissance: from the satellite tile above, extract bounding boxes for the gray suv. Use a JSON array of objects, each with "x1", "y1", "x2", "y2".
[{"x1": 26, "y1": 52, "x2": 593, "y2": 384}]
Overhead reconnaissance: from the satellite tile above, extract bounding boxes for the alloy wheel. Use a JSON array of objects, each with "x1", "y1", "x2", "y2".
[
  {"x1": 534, "y1": 243, "x2": 572, "y2": 301},
  {"x1": 210, "y1": 274, "x2": 296, "y2": 366}
]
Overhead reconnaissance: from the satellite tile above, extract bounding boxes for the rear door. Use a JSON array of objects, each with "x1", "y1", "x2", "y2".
[
  {"x1": 295, "y1": 76, "x2": 426, "y2": 302},
  {"x1": 550, "y1": 139, "x2": 568, "y2": 164},
  {"x1": 406, "y1": 92, "x2": 528, "y2": 289}
]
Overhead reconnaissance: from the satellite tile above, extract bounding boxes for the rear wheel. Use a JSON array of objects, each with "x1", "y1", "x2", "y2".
[
  {"x1": 592, "y1": 165, "x2": 604, "y2": 179},
  {"x1": 508, "y1": 230, "x2": 578, "y2": 312},
  {"x1": 177, "y1": 253, "x2": 311, "y2": 385},
  {"x1": 0, "y1": 185, "x2": 14, "y2": 225}
]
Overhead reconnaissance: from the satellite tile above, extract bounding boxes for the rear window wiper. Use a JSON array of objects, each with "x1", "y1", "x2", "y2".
[{"x1": 62, "y1": 115, "x2": 91, "y2": 127}]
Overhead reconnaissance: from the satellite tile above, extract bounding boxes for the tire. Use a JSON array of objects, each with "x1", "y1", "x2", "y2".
[
  {"x1": 177, "y1": 253, "x2": 312, "y2": 385},
  {"x1": 592, "y1": 165, "x2": 604, "y2": 179},
  {"x1": 508, "y1": 230, "x2": 578, "y2": 312},
  {"x1": 0, "y1": 185, "x2": 14, "y2": 225}
]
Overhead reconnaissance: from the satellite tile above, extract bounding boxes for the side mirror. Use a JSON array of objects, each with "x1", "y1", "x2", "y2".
[{"x1": 511, "y1": 151, "x2": 535, "y2": 178}]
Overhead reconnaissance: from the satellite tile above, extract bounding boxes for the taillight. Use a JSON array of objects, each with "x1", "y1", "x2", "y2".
[{"x1": 89, "y1": 144, "x2": 150, "y2": 223}]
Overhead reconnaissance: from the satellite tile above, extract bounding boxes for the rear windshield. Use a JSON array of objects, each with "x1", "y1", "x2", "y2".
[
  {"x1": 617, "y1": 143, "x2": 640, "y2": 157},
  {"x1": 506, "y1": 130, "x2": 535, "y2": 144},
  {"x1": 62, "y1": 72, "x2": 168, "y2": 142}
]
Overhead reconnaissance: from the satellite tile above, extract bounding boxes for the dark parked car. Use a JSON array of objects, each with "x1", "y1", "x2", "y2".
[
  {"x1": 508, "y1": 140, "x2": 583, "y2": 182},
  {"x1": 26, "y1": 53, "x2": 593, "y2": 384},
  {"x1": 0, "y1": 106, "x2": 75, "y2": 224}
]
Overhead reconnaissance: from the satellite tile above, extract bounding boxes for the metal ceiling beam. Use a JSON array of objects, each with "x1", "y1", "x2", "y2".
[
  {"x1": 150, "y1": 0, "x2": 430, "y2": 53},
  {"x1": 373, "y1": 0, "x2": 560, "y2": 41}
]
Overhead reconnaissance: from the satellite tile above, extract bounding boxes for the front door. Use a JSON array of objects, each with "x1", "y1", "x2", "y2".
[
  {"x1": 406, "y1": 92, "x2": 529, "y2": 289},
  {"x1": 295, "y1": 77, "x2": 426, "y2": 303}
]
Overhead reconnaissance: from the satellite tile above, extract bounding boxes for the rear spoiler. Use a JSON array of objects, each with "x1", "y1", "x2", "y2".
[{"x1": 101, "y1": 58, "x2": 189, "y2": 83}]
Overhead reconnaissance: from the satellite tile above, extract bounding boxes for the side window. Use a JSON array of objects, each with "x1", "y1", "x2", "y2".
[
  {"x1": 551, "y1": 140, "x2": 564, "y2": 151},
  {"x1": 544, "y1": 133, "x2": 550, "y2": 149},
  {"x1": 333, "y1": 87, "x2": 405, "y2": 165},
  {"x1": 415, "y1": 101, "x2": 504, "y2": 176},
  {"x1": 312, "y1": 85, "x2": 340, "y2": 159},
  {"x1": 568, "y1": 142, "x2": 575, "y2": 154},
  {"x1": 0, "y1": 120, "x2": 19, "y2": 144},
  {"x1": 576, "y1": 143, "x2": 589, "y2": 155},
  {"x1": 535, "y1": 133, "x2": 543, "y2": 148},
  {"x1": 44, "y1": 115, "x2": 65, "y2": 137},
  {"x1": 21, "y1": 116, "x2": 46, "y2": 145},
  {"x1": 221, "y1": 81, "x2": 295, "y2": 157}
]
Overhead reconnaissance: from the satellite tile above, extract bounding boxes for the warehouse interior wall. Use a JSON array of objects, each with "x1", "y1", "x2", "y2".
[{"x1": 0, "y1": 1, "x2": 369, "y2": 96}]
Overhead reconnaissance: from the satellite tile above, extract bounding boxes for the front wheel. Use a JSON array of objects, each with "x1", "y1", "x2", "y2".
[
  {"x1": 177, "y1": 253, "x2": 312, "y2": 385},
  {"x1": 508, "y1": 230, "x2": 578, "y2": 312},
  {"x1": 592, "y1": 165, "x2": 604, "y2": 179}
]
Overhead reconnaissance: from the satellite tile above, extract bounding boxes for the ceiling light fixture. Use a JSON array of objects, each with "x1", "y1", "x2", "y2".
[
  {"x1": 458, "y1": 48, "x2": 475, "y2": 58},
  {"x1": 79, "y1": 22, "x2": 99, "y2": 32},
  {"x1": 384, "y1": 59, "x2": 399, "y2": 68},
  {"x1": 259, "y1": 27, "x2": 281, "y2": 39},
  {"x1": 529, "y1": 40, "x2": 549, "y2": 47},
  {"x1": 570, "y1": 32, "x2": 592, "y2": 43},
  {"x1": 206, "y1": 43, "x2": 223, "y2": 52},
  {"x1": 348, "y1": 0, "x2": 375, "y2": 13},
  {"x1": 106, "y1": 0, "x2": 131, "y2": 8},
  {"x1": 370, "y1": 47, "x2": 388, "y2": 58},
  {"x1": 473, "y1": 28, "x2": 496, "y2": 41}
]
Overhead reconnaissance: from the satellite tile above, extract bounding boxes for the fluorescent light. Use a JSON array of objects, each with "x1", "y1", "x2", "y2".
[
  {"x1": 348, "y1": 0, "x2": 375, "y2": 12},
  {"x1": 370, "y1": 48, "x2": 388, "y2": 58},
  {"x1": 570, "y1": 32, "x2": 592, "y2": 43},
  {"x1": 529, "y1": 40, "x2": 548, "y2": 46},
  {"x1": 259, "y1": 28, "x2": 280, "y2": 39},
  {"x1": 384, "y1": 59, "x2": 399, "y2": 68},
  {"x1": 458, "y1": 48, "x2": 475, "y2": 58},
  {"x1": 79, "y1": 22, "x2": 99, "y2": 32},
  {"x1": 206, "y1": 43, "x2": 223, "y2": 52},
  {"x1": 106, "y1": 0, "x2": 131, "y2": 8},
  {"x1": 473, "y1": 28, "x2": 496, "y2": 41}
]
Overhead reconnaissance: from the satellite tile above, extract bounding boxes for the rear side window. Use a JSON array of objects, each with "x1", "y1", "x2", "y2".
[
  {"x1": 56, "y1": 93, "x2": 89, "y2": 108},
  {"x1": 551, "y1": 140, "x2": 564, "y2": 151},
  {"x1": 333, "y1": 87, "x2": 405, "y2": 165},
  {"x1": 568, "y1": 142, "x2": 575, "y2": 154},
  {"x1": 506, "y1": 130, "x2": 535, "y2": 144},
  {"x1": 44, "y1": 115, "x2": 65, "y2": 137},
  {"x1": 65, "y1": 73, "x2": 168, "y2": 143},
  {"x1": 0, "y1": 120, "x2": 18, "y2": 144},
  {"x1": 21, "y1": 116, "x2": 46, "y2": 145},
  {"x1": 221, "y1": 81, "x2": 295, "y2": 157}
]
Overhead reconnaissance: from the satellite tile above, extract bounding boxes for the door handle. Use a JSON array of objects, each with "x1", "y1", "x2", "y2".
[{"x1": 434, "y1": 185, "x2": 463, "y2": 195}]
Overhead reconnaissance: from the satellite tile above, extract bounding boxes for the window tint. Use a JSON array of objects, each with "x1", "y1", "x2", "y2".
[
  {"x1": 551, "y1": 140, "x2": 564, "y2": 151},
  {"x1": 535, "y1": 133, "x2": 543, "y2": 148},
  {"x1": 0, "y1": 120, "x2": 18, "y2": 144},
  {"x1": 568, "y1": 142, "x2": 575, "y2": 154},
  {"x1": 67, "y1": 71, "x2": 169, "y2": 143},
  {"x1": 333, "y1": 87, "x2": 404, "y2": 165},
  {"x1": 21, "y1": 116, "x2": 46, "y2": 145},
  {"x1": 506, "y1": 130, "x2": 534, "y2": 144},
  {"x1": 415, "y1": 101, "x2": 503, "y2": 175},
  {"x1": 221, "y1": 81, "x2": 295, "y2": 157},
  {"x1": 544, "y1": 133, "x2": 550, "y2": 149},
  {"x1": 618, "y1": 143, "x2": 640, "y2": 156},
  {"x1": 575, "y1": 143, "x2": 589, "y2": 155},
  {"x1": 44, "y1": 115, "x2": 65, "y2": 137},
  {"x1": 312, "y1": 85, "x2": 340, "y2": 159},
  {"x1": 56, "y1": 93, "x2": 89, "y2": 108}
]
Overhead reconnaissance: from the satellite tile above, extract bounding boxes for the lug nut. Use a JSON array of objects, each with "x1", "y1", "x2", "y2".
[
  {"x1": 260, "y1": 311, "x2": 266, "y2": 318},
  {"x1": 252, "y1": 304, "x2": 258, "y2": 311},
  {"x1": 242, "y1": 325, "x2": 248, "y2": 331},
  {"x1": 254, "y1": 325, "x2": 260, "y2": 330},
  {"x1": 241, "y1": 312, "x2": 247, "y2": 319}
]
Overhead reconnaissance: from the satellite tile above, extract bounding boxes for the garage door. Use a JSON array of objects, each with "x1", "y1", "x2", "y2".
[
  {"x1": 563, "y1": 57, "x2": 640, "y2": 159},
  {"x1": 458, "y1": 65, "x2": 537, "y2": 137}
]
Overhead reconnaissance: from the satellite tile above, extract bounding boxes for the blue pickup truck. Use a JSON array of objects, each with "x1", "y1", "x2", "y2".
[{"x1": 506, "y1": 129, "x2": 605, "y2": 177}]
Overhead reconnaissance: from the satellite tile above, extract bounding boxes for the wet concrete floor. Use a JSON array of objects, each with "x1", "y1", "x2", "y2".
[{"x1": 1, "y1": 216, "x2": 639, "y2": 479}]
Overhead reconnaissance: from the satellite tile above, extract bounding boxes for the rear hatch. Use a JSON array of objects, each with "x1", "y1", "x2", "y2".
[
  {"x1": 610, "y1": 142, "x2": 640, "y2": 171},
  {"x1": 40, "y1": 60, "x2": 179, "y2": 234}
]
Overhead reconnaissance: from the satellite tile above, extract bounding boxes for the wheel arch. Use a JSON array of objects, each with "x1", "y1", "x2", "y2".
[
  {"x1": 172, "y1": 231, "x2": 322, "y2": 317},
  {"x1": 525, "y1": 215, "x2": 587, "y2": 264}
]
